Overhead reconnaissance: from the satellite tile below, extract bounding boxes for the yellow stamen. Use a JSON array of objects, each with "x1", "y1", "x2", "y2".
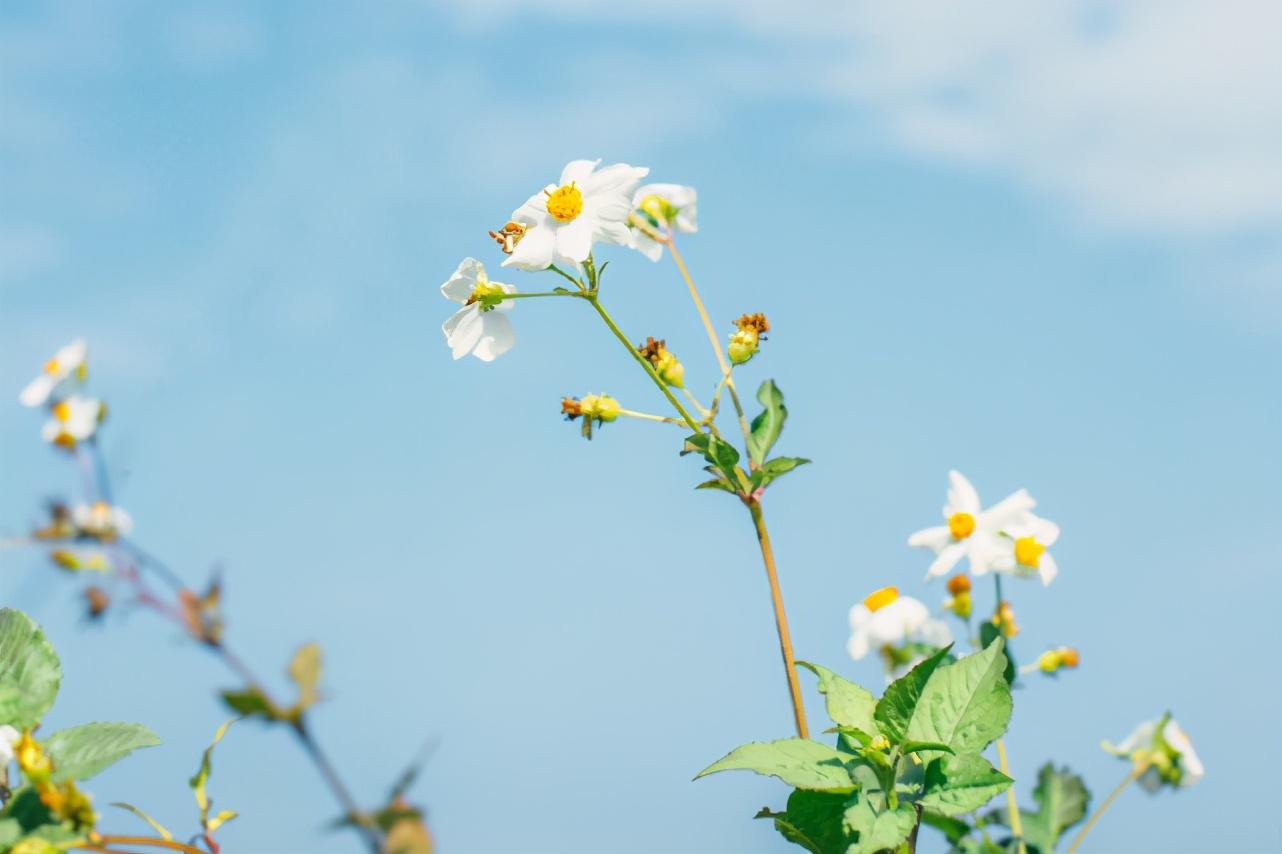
[
  {"x1": 545, "y1": 183, "x2": 584, "y2": 223},
  {"x1": 1014, "y1": 536, "x2": 1045, "y2": 568},
  {"x1": 52, "y1": 400, "x2": 70, "y2": 422},
  {"x1": 44, "y1": 357, "x2": 60, "y2": 375},
  {"x1": 948, "y1": 512, "x2": 975, "y2": 540},
  {"x1": 638, "y1": 193, "x2": 676, "y2": 225},
  {"x1": 863, "y1": 585, "x2": 899, "y2": 612}
]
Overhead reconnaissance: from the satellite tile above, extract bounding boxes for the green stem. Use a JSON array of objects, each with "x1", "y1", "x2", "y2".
[
  {"x1": 498, "y1": 290, "x2": 580, "y2": 301},
  {"x1": 747, "y1": 500, "x2": 809, "y2": 739},
  {"x1": 586, "y1": 296, "x2": 701, "y2": 432},
  {"x1": 546, "y1": 264, "x2": 586, "y2": 291},
  {"x1": 1065, "y1": 765, "x2": 1143, "y2": 854},
  {"x1": 996, "y1": 738, "x2": 1026, "y2": 854}
]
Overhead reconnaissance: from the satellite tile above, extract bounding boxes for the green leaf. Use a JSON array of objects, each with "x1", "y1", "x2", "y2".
[
  {"x1": 0, "y1": 787, "x2": 52, "y2": 831},
  {"x1": 220, "y1": 687, "x2": 279, "y2": 720},
  {"x1": 696, "y1": 739, "x2": 855, "y2": 791},
  {"x1": 682, "y1": 433, "x2": 742, "y2": 488},
  {"x1": 190, "y1": 719, "x2": 234, "y2": 824},
  {"x1": 900, "y1": 740, "x2": 956, "y2": 757},
  {"x1": 43, "y1": 722, "x2": 160, "y2": 783},
  {"x1": 747, "y1": 379, "x2": 787, "y2": 466},
  {"x1": 903, "y1": 639, "x2": 1012, "y2": 755},
  {"x1": 874, "y1": 645, "x2": 951, "y2": 744},
  {"x1": 753, "y1": 457, "x2": 812, "y2": 490},
  {"x1": 0, "y1": 609, "x2": 61, "y2": 729},
  {"x1": 842, "y1": 791, "x2": 917, "y2": 854},
  {"x1": 797, "y1": 662, "x2": 878, "y2": 736},
  {"x1": 109, "y1": 803, "x2": 173, "y2": 841},
  {"x1": 695, "y1": 477, "x2": 737, "y2": 493},
  {"x1": 919, "y1": 754, "x2": 1013, "y2": 816},
  {"x1": 758, "y1": 790, "x2": 852, "y2": 854},
  {"x1": 1017, "y1": 764, "x2": 1090, "y2": 854},
  {"x1": 288, "y1": 642, "x2": 322, "y2": 710},
  {"x1": 978, "y1": 622, "x2": 1017, "y2": 685}
]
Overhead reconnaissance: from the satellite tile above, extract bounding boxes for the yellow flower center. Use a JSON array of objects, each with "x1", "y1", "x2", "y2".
[
  {"x1": 1014, "y1": 536, "x2": 1045, "y2": 567},
  {"x1": 863, "y1": 585, "x2": 899, "y2": 612},
  {"x1": 52, "y1": 400, "x2": 71, "y2": 422},
  {"x1": 638, "y1": 193, "x2": 676, "y2": 225},
  {"x1": 545, "y1": 183, "x2": 584, "y2": 223},
  {"x1": 466, "y1": 276, "x2": 505, "y2": 308},
  {"x1": 948, "y1": 512, "x2": 976, "y2": 540},
  {"x1": 44, "y1": 357, "x2": 61, "y2": 375}
]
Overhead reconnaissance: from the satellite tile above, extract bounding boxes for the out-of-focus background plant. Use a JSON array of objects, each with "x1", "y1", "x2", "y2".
[{"x1": 1, "y1": 2, "x2": 1279, "y2": 852}]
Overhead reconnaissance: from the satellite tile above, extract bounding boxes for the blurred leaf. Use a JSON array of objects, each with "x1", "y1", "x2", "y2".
[
  {"x1": 747, "y1": 380, "x2": 787, "y2": 466},
  {"x1": 288, "y1": 642, "x2": 322, "y2": 711},
  {"x1": 109, "y1": 803, "x2": 173, "y2": 841},
  {"x1": 796, "y1": 662, "x2": 877, "y2": 735},
  {"x1": 1016, "y1": 764, "x2": 1091, "y2": 854},
  {"x1": 190, "y1": 719, "x2": 234, "y2": 823},
  {"x1": 903, "y1": 639, "x2": 1012, "y2": 755},
  {"x1": 696, "y1": 740, "x2": 854, "y2": 791},
  {"x1": 385, "y1": 812, "x2": 433, "y2": 854},
  {"x1": 920, "y1": 808, "x2": 970, "y2": 845},
  {"x1": 43, "y1": 722, "x2": 159, "y2": 783},
  {"x1": 206, "y1": 810, "x2": 238, "y2": 833},
  {"x1": 920, "y1": 754, "x2": 1012, "y2": 815},
  {"x1": 0, "y1": 818, "x2": 21, "y2": 847},
  {"x1": 220, "y1": 687, "x2": 279, "y2": 721},
  {"x1": 875, "y1": 645, "x2": 951, "y2": 745},
  {"x1": 1, "y1": 787, "x2": 52, "y2": 831},
  {"x1": 751, "y1": 457, "x2": 812, "y2": 490},
  {"x1": 0, "y1": 609, "x2": 61, "y2": 729}
]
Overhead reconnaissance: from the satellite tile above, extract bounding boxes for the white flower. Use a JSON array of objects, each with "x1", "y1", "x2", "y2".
[
  {"x1": 0, "y1": 724, "x2": 19, "y2": 766},
  {"x1": 988, "y1": 514, "x2": 1061, "y2": 586},
  {"x1": 628, "y1": 183, "x2": 697, "y2": 261},
  {"x1": 907, "y1": 470, "x2": 1036, "y2": 580},
  {"x1": 40, "y1": 395, "x2": 106, "y2": 448},
  {"x1": 72, "y1": 501, "x2": 134, "y2": 540},
  {"x1": 20, "y1": 339, "x2": 87, "y2": 407},
  {"x1": 1106, "y1": 716, "x2": 1204, "y2": 791},
  {"x1": 848, "y1": 587, "x2": 948, "y2": 660},
  {"x1": 441, "y1": 258, "x2": 517, "y2": 362},
  {"x1": 503, "y1": 159, "x2": 649, "y2": 271}
]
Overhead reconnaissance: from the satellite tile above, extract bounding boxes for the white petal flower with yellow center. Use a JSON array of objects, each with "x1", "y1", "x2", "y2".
[
  {"x1": 0, "y1": 724, "x2": 18, "y2": 766},
  {"x1": 503, "y1": 159, "x2": 649, "y2": 271},
  {"x1": 19, "y1": 339, "x2": 87, "y2": 407},
  {"x1": 847, "y1": 586, "x2": 950, "y2": 661},
  {"x1": 988, "y1": 514, "x2": 1061, "y2": 586},
  {"x1": 71, "y1": 501, "x2": 134, "y2": 540},
  {"x1": 1105, "y1": 716, "x2": 1204, "y2": 792},
  {"x1": 40, "y1": 395, "x2": 106, "y2": 449},
  {"x1": 907, "y1": 470, "x2": 1035, "y2": 580},
  {"x1": 628, "y1": 183, "x2": 697, "y2": 261},
  {"x1": 441, "y1": 258, "x2": 517, "y2": 362}
]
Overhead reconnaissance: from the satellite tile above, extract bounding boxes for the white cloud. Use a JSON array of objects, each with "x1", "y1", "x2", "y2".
[{"x1": 445, "y1": 0, "x2": 1282, "y2": 236}]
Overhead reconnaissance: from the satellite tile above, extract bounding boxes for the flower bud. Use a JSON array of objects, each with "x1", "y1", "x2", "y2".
[
  {"x1": 869, "y1": 735, "x2": 891, "y2": 751},
  {"x1": 945, "y1": 574, "x2": 971, "y2": 595},
  {"x1": 638, "y1": 337, "x2": 685, "y2": 388},
  {"x1": 728, "y1": 313, "x2": 769, "y2": 365},
  {"x1": 991, "y1": 600, "x2": 1019, "y2": 638},
  {"x1": 1059, "y1": 646, "x2": 1080, "y2": 668},
  {"x1": 944, "y1": 590, "x2": 972, "y2": 620}
]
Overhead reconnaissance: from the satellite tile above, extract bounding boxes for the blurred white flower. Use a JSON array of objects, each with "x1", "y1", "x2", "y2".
[
  {"x1": 848, "y1": 586, "x2": 948, "y2": 661},
  {"x1": 0, "y1": 724, "x2": 18, "y2": 766},
  {"x1": 1105, "y1": 716, "x2": 1203, "y2": 792},
  {"x1": 503, "y1": 159, "x2": 649, "y2": 271},
  {"x1": 628, "y1": 183, "x2": 697, "y2": 261},
  {"x1": 71, "y1": 501, "x2": 133, "y2": 540},
  {"x1": 986, "y1": 514, "x2": 1061, "y2": 586},
  {"x1": 40, "y1": 395, "x2": 105, "y2": 448},
  {"x1": 441, "y1": 258, "x2": 517, "y2": 362},
  {"x1": 19, "y1": 339, "x2": 87, "y2": 407},
  {"x1": 908, "y1": 470, "x2": 1035, "y2": 580}
]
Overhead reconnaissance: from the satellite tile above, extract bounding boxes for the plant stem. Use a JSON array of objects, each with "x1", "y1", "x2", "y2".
[
  {"x1": 1065, "y1": 765, "x2": 1143, "y2": 854},
  {"x1": 497, "y1": 290, "x2": 579, "y2": 301},
  {"x1": 89, "y1": 836, "x2": 207, "y2": 854},
  {"x1": 617, "y1": 408, "x2": 685, "y2": 427},
  {"x1": 747, "y1": 500, "x2": 809, "y2": 739},
  {"x1": 586, "y1": 296, "x2": 701, "y2": 432},
  {"x1": 667, "y1": 240, "x2": 753, "y2": 449},
  {"x1": 995, "y1": 738, "x2": 1026, "y2": 854}
]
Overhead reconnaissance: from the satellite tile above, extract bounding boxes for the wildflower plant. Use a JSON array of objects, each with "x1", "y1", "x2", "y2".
[
  {"x1": 438, "y1": 160, "x2": 1200, "y2": 852},
  {"x1": 5, "y1": 342, "x2": 431, "y2": 853}
]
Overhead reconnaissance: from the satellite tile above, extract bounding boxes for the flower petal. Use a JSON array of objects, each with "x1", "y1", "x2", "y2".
[
  {"x1": 472, "y1": 313, "x2": 515, "y2": 362},
  {"x1": 441, "y1": 258, "x2": 483, "y2": 303},
  {"x1": 443, "y1": 306, "x2": 484, "y2": 359},
  {"x1": 908, "y1": 525, "x2": 951, "y2": 552},
  {"x1": 555, "y1": 217, "x2": 594, "y2": 263},
  {"x1": 946, "y1": 470, "x2": 981, "y2": 514},
  {"x1": 503, "y1": 223, "x2": 556, "y2": 271},
  {"x1": 19, "y1": 374, "x2": 55, "y2": 407},
  {"x1": 925, "y1": 542, "x2": 966, "y2": 578},
  {"x1": 560, "y1": 159, "x2": 600, "y2": 187}
]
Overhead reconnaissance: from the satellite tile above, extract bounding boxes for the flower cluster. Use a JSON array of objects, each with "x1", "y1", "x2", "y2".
[
  {"x1": 908, "y1": 470, "x2": 1060, "y2": 586},
  {"x1": 18, "y1": 339, "x2": 106, "y2": 450},
  {"x1": 1105, "y1": 714, "x2": 1204, "y2": 791}
]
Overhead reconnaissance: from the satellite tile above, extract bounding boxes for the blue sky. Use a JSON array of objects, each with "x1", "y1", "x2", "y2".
[{"x1": 2, "y1": 2, "x2": 1280, "y2": 853}]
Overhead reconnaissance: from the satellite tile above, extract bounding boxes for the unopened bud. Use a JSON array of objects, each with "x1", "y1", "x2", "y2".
[
  {"x1": 84, "y1": 586, "x2": 111, "y2": 620},
  {"x1": 945, "y1": 574, "x2": 971, "y2": 595},
  {"x1": 945, "y1": 590, "x2": 972, "y2": 619},
  {"x1": 728, "y1": 313, "x2": 770, "y2": 365},
  {"x1": 869, "y1": 735, "x2": 891, "y2": 751},
  {"x1": 1059, "y1": 647, "x2": 1080, "y2": 668},
  {"x1": 991, "y1": 600, "x2": 1019, "y2": 638},
  {"x1": 638, "y1": 337, "x2": 685, "y2": 388}
]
